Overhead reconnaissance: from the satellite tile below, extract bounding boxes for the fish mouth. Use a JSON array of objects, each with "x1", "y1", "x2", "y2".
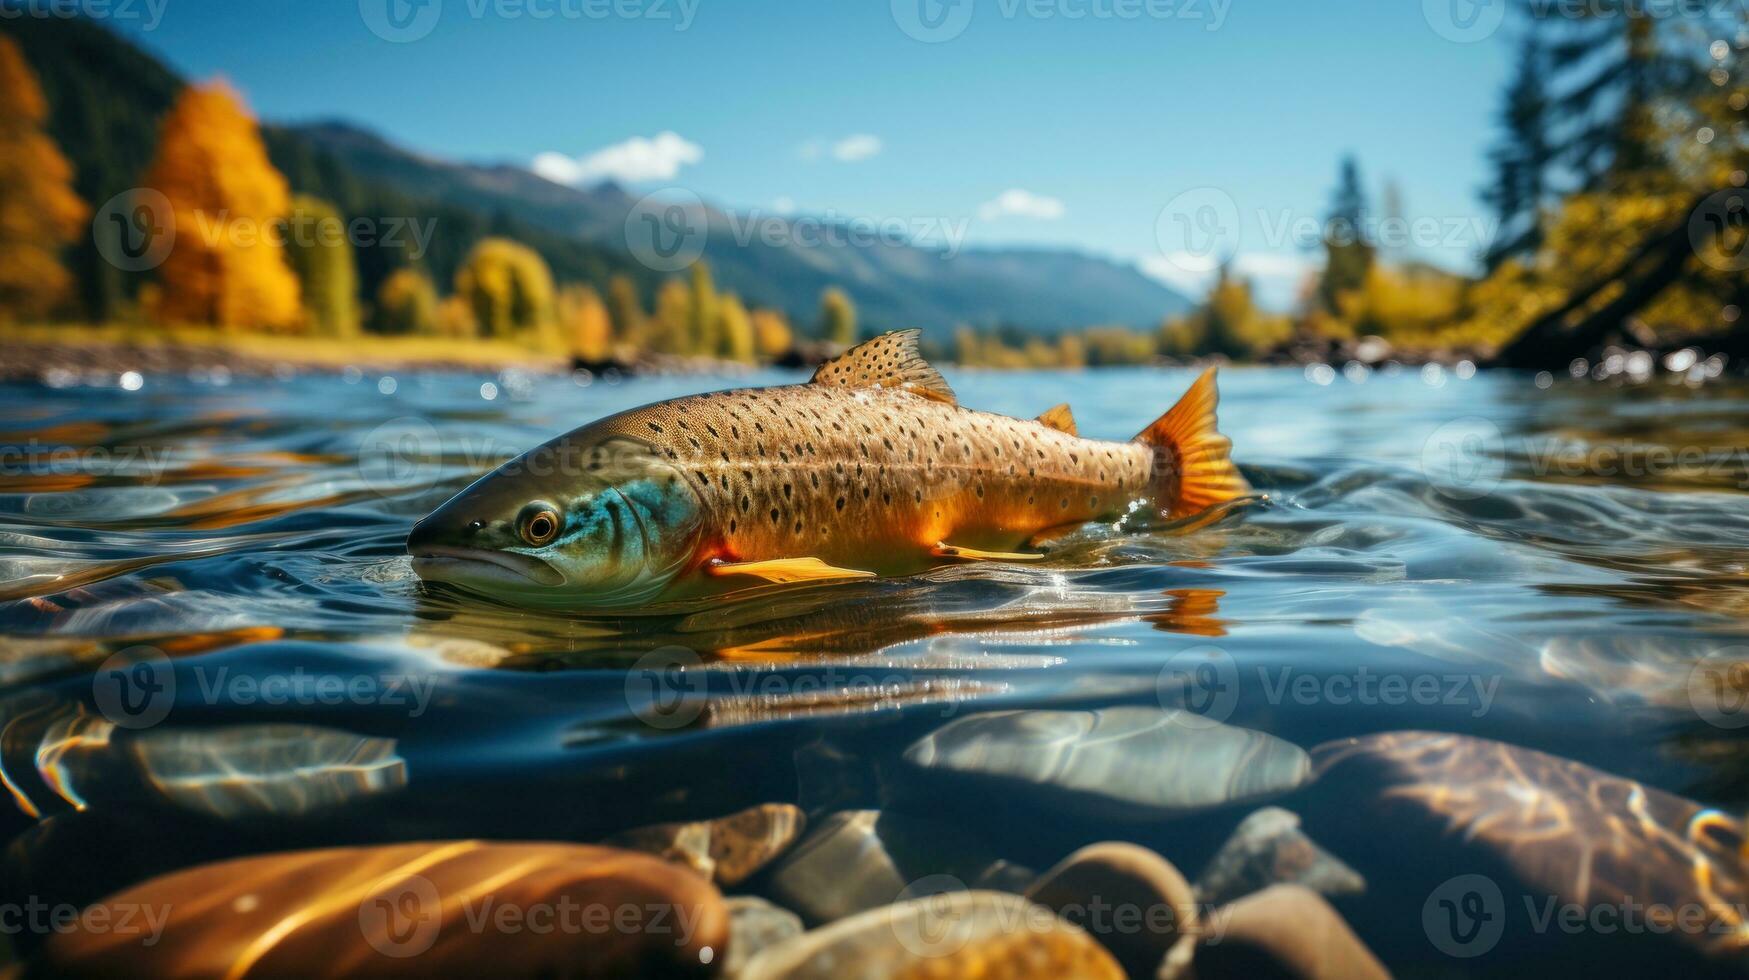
[{"x1": 409, "y1": 545, "x2": 567, "y2": 588}]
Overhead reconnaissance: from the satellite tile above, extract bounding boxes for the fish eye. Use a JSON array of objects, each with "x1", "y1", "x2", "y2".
[{"x1": 518, "y1": 503, "x2": 561, "y2": 546}]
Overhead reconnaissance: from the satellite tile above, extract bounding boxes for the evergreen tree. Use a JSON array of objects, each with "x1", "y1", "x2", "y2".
[
  {"x1": 143, "y1": 81, "x2": 301, "y2": 329},
  {"x1": 1317, "y1": 156, "x2": 1374, "y2": 314},
  {"x1": 819, "y1": 287, "x2": 856, "y2": 346},
  {"x1": 0, "y1": 36, "x2": 86, "y2": 321},
  {"x1": 283, "y1": 195, "x2": 359, "y2": 337},
  {"x1": 1535, "y1": 2, "x2": 1692, "y2": 187},
  {"x1": 1482, "y1": 38, "x2": 1554, "y2": 269}
]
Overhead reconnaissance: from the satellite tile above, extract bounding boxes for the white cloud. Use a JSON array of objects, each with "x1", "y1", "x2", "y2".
[
  {"x1": 978, "y1": 189, "x2": 1066, "y2": 222},
  {"x1": 532, "y1": 131, "x2": 703, "y2": 186},
  {"x1": 772, "y1": 196, "x2": 796, "y2": 215},
  {"x1": 831, "y1": 134, "x2": 883, "y2": 162}
]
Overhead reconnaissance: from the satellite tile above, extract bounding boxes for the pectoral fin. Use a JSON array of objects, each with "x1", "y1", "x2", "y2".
[
  {"x1": 932, "y1": 542, "x2": 1044, "y2": 562},
  {"x1": 706, "y1": 557, "x2": 876, "y2": 584}
]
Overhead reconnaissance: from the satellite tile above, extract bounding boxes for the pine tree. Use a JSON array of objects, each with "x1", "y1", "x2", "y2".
[
  {"x1": 1537, "y1": 4, "x2": 1691, "y2": 187},
  {"x1": 1482, "y1": 38, "x2": 1554, "y2": 269},
  {"x1": 373, "y1": 267, "x2": 439, "y2": 335},
  {"x1": 1317, "y1": 156, "x2": 1374, "y2": 314},
  {"x1": 819, "y1": 287, "x2": 856, "y2": 346},
  {"x1": 283, "y1": 195, "x2": 359, "y2": 337},
  {"x1": 143, "y1": 81, "x2": 301, "y2": 330},
  {"x1": 0, "y1": 36, "x2": 87, "y2": 321}
]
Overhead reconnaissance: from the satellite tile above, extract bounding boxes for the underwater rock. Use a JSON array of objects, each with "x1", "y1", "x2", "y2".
[
  {"x1": 722, "y1": 897, "x2": 804, "y2": 978},
  {"x1": 1183, "y1": 885, "x2": 1388, "y2": 980},
  {"x1": 737, "y1": 890, "x2": 1123, "y2": 980},
  {"x1": 1024, "y1": 842, "x2": 1197, "y2": 980},
  {"x1": 760, "y1": 810, "x2": 1007, "y2": 925},
  {"x1": 1194, "y1": 808, "x2": 1364, "y2": 909},
  {"x1": 1306, "y1": 731, "x2": 1749, "y2": 974},
  {"x1": 128, "y1": 724, "x2": 407, "y2": 819},
  {"x1": 900, "y1": 707, "x2": 1311, "y2": 820},
  {"x1": 605, "y1": 803, "x2": 806, "y2": 886},
  {"x1": 15, "y1": 715, "x2": 407, "y2": 820},
  {"x1": 37, "y1": 841, "x2": 727, "y2": 978}
]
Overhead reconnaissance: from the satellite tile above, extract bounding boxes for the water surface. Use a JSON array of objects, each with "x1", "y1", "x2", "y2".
[{"x1": 3, "y1": 364, "x2": 1747, "y2": 973}]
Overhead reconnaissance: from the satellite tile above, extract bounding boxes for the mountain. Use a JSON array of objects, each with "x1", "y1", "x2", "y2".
[
  {"x1": 4, "y1": 14, "x2": 1191, "y2": 335},
  {"x1": 288, "y1": 121, "x2": 1194, "y2": 335}
]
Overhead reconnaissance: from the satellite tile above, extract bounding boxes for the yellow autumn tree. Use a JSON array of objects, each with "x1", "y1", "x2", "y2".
[
  {"x1": 751, "y1": 309, "x2": 793, "y2": 360},
  {"x1": 373, "y1": 267, "x2": 440, "y2": 335},
  {"x1": 558, "y1": 283, "x2": 613, "y2": 363},
  {"x1": 819, "y1": 287, "x2": 856, "y2": 346},
  {"x1": 715, "y1": 293, "x2": 754, "y2": 362},
  {"x1": 454, "y1": 238, "x2": 556, "y2": 346},
  {"x1": 652, "y1": 277, "x2": 692, "y2": 355},
  {"x1": 143, "y1": 81, "x2": 300, "y2": 330},
  {"x1": 0, "y1": 37, "x2": 87, "y2": 321}
]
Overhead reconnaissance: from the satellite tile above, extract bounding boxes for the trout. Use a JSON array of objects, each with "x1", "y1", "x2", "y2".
[{"x1": 408, "y1": 330, "x2": 1248, "y2": 608}]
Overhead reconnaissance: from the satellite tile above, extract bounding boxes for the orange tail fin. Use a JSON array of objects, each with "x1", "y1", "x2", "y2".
[{"x1": 1134, "y1": 367, "x2": 1250, "y2": 519}]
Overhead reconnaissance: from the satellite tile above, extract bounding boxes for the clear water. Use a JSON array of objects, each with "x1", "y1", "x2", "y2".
[{"x1": 3, "y1": 365, "x2": 1747, "y2": 973}]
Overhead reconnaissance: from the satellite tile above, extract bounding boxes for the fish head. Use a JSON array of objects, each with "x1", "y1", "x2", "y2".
[{"x1": 407, "y1": 434, "x2": 704, "y2": 607}]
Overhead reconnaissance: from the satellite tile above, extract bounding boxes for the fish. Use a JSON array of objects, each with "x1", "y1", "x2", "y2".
[{"x1": 407, "y1": 330, "x2": 1249, "y2": 609}]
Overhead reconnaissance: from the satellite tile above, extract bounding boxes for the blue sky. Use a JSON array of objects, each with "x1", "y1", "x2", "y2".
[{"x1": 110, "y1": 0, "x2": 1512, "y2": 306}]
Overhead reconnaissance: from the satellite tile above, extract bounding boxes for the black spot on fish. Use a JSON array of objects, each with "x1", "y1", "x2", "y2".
[
  {"x1": 836, "y1": 496, "x2": 845, "y2": 511},
  {"x1": 770, "y1": 507, "x2": 780, "y2": 525}
]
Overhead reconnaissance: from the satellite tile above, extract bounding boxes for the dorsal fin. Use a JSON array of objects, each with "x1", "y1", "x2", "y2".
[
  {"x1": 810, "y1": 329, "x2": 955, "y2": 404},
  {"x1": 1036, "y1": 403, "x2": 1077, "y2": 435}
]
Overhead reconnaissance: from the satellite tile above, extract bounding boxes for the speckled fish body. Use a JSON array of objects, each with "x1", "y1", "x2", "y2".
[
  {"x1": 408, "y1": 331, "x2": 1247, "y2": 609},
  {"x1": 594, "y1": 383, "x2": 1157, "y2": 578}
]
